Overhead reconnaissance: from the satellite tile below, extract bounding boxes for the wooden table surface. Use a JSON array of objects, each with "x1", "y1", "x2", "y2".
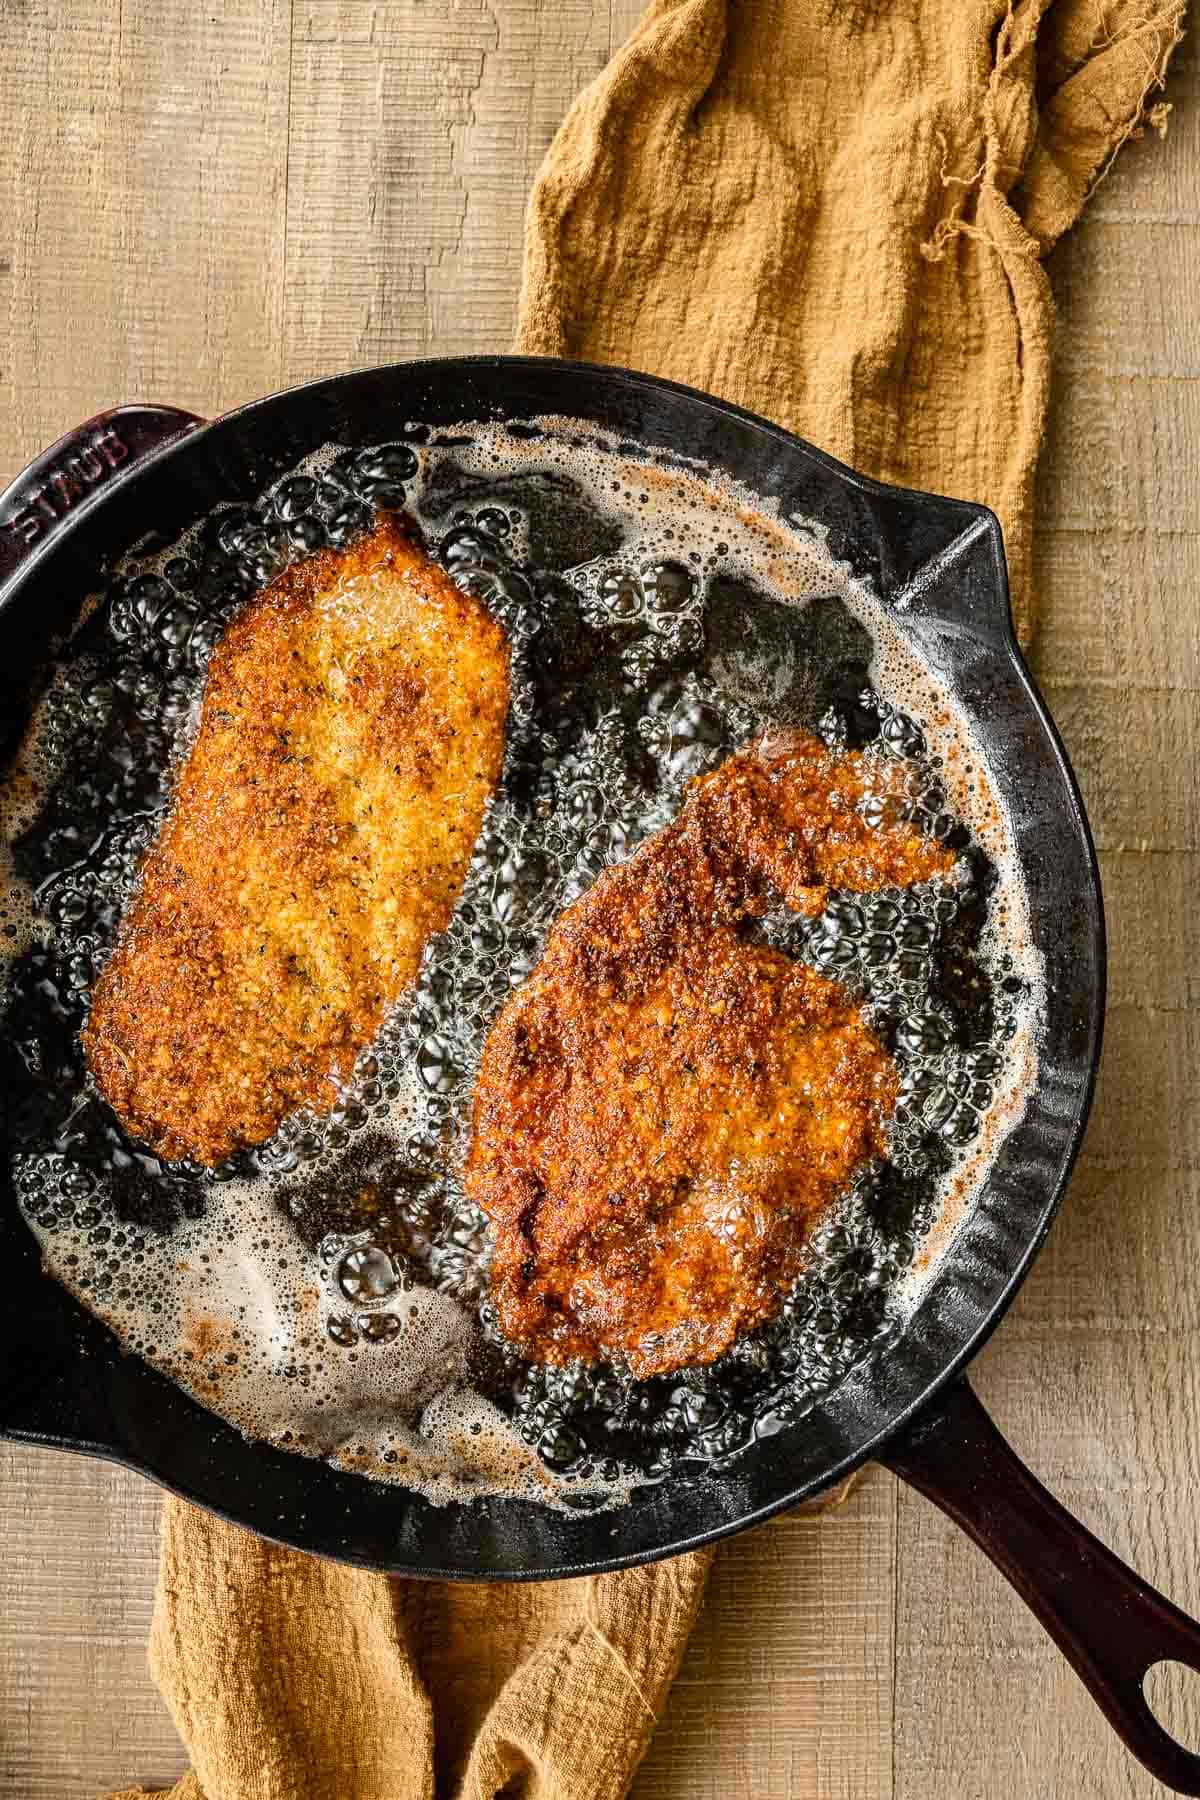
[{"x1": 2, "y1": 6, "x2": 1198, "y2": 1797}]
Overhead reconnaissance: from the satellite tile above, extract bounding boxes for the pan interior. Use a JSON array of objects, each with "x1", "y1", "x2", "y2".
[{"x1": 0, "y1": 409, "x2": 1045, "y2": 1515}]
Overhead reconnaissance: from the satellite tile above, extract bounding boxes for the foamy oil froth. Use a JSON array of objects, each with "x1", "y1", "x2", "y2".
[{"x1": 1, "y1": 417, "x2": 1043, "y2": 1502}]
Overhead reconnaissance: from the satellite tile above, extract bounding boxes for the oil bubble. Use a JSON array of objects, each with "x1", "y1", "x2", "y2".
[{"x1": 337, "y1": 1244, "x2": 401, "y2": 1303}]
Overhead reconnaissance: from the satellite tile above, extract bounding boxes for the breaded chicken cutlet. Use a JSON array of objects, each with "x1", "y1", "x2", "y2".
[
  {"x1": 467, "y1": 732, "x2": 955, "y2": 1378},
  {"x1": 83, "y1": 516, "x2": 510, "y2": 1166}
]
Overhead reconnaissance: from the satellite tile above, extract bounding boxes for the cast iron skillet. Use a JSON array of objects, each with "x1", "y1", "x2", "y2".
[{"x1": 1, "y1": 361, "x2": 1198, "y2": 1791}]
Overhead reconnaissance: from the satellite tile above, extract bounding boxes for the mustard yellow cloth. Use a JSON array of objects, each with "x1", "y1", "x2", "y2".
[{"x1": 112, "y1": 3, "x2": 1182, "y2": 1796}]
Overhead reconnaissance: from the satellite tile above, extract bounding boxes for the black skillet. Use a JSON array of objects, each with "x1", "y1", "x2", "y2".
[{"x1": 1, "y1": 360, "x2": 1198, "y2": 1792}]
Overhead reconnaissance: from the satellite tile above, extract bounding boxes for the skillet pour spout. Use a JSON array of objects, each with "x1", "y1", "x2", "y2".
[{"x1": 1, "y1": 358, "x2": 1194, "y2": 1789}]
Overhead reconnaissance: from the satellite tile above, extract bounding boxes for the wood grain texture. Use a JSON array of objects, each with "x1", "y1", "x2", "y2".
[
  {"x1": 0, "y1": 1446, "x2": 182, "y2": 1798},
  {"x1": 634, "y1": 1478, "x2": 896, "y2": 1800},
  {"x1": 283, "y1": 0, "x2": 621, "y2": 375},
  {"x1": 893, "y1": 40, "x2": 1200, "y2": 1800},
  {"x1": 0, "y1": 5, "x2": 1196, "y2": 1798},
  {"x1": 0, "y1": 0, "x2": 291, "y2": 463}
]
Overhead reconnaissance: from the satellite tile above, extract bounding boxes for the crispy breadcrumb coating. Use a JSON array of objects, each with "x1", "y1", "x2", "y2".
[
  {"x1": 467, "y1": 732, "x2": 953, "y2": 1377},
  {"x1": 84, "y1": 518, "x2": 510, "y2": 1166}
]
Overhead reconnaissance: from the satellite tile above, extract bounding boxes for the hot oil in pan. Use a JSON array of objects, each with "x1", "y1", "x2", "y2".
[{"x1": 0, "y1": 423, "x2": 1041, "y2": 1504}]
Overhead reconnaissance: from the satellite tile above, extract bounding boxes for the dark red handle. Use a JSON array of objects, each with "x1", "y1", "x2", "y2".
[
  {"x1": 0, "y1": 404, "x2": 204, "y2": 593},
  {"x1": 882, "y1": 1377, "x2": 1200, "y2": 1793}
]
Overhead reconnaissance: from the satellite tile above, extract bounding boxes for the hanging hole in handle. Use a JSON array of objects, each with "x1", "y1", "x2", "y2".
[{"x1": 1144, "y1": 1663, "x2": 1200, "y2": 1756}]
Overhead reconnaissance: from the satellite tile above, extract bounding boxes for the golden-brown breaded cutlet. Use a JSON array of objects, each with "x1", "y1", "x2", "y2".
[
  {"x1": 466, "y1": 731, "x2": 953, "y2": 1378},
  {"x1": 83, "y1": 516, "x2": 510, "y2": 1166}
]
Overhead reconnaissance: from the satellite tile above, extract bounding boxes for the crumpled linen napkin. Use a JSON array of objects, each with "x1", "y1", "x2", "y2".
[
  {"x1": 518, "y1": 0, "x2": 1185, "y2": 645},
  {"x1": 111, "y1": 1497, "x2": 709, "y2": 1800},
  {"x1": 110, "y1": 3, "x2": 1182, "y2": 1796}
]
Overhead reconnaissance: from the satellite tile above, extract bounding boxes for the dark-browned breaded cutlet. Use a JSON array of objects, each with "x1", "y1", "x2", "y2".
[{"x1": 467, "y1": 732, "x2": 953, "y2": 1378}]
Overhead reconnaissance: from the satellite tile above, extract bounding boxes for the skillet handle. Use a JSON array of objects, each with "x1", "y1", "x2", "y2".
[
  {"x1": 0, "y1": 404, "x2": 204, "y2": 592},
  {"x1": 881, "y1": 1376, "x2": 1200, "y2": 1794}
]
